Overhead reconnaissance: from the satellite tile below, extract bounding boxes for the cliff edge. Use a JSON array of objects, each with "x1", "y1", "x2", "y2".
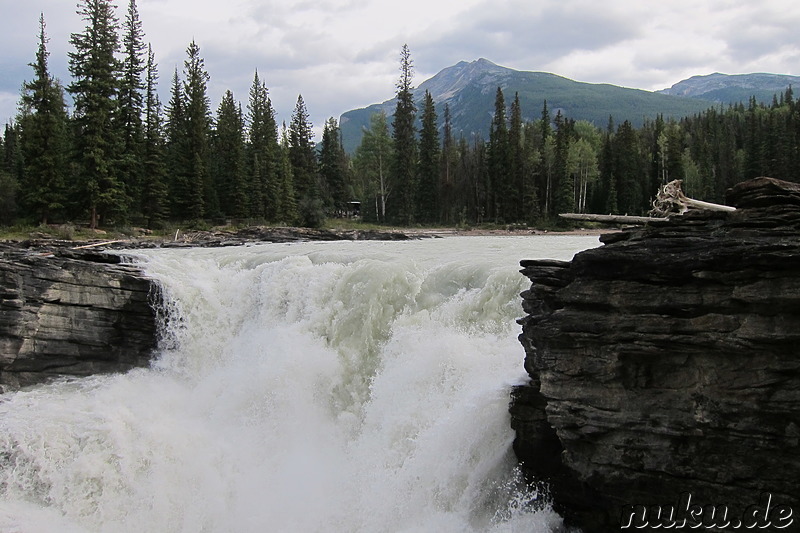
[
  {"x1": 512, "y1": 177, "x2": 800, "y2": 530},
  {"x1": 0, "y1": 245, "x2": 158, "y2": 392}
]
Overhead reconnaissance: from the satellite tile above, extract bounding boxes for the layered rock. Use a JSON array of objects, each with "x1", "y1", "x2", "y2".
[
  {"x1": 0, "y1": 245, "x2": 158, "y2": 391},
  {"x1": 512, "y1": 177, "x2": 800, "y2": 530}
]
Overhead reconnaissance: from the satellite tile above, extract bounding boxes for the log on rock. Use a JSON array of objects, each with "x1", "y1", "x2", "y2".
[{"x1": 559, "y1": 213, "x2": 669, "y2": 225}]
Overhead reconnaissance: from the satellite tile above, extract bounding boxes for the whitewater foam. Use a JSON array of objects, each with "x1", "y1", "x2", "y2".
[{"x1": 0, "y1": 235, "x2": 598, "y2": 532}]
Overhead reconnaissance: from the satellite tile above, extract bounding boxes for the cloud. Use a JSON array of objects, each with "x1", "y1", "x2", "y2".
[{"x1": 2, "y1": 0, "x2": 800, "y2": 134}]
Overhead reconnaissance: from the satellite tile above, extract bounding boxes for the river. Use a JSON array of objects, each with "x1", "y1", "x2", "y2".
[{"x1": 0, "y1": 235, "x2": 599, "y2": 533}]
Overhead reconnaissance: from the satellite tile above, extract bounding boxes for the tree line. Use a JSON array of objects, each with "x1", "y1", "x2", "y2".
[{"x1": 2, "y1": 1, "x2": 799, "y2": 230}]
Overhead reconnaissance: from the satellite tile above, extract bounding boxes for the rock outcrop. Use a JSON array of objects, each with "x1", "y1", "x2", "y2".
[
  {"x1": 512, "y1": 177, "x2": 800, "y2": 530},
  {"x1": 0, "y1": 245, "x2": 158, "y2": 392}
]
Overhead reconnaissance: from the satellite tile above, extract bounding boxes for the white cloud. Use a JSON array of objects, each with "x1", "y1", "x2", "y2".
[{"x1": 1, "y1": 0, "x2": 799, "y2": 133}]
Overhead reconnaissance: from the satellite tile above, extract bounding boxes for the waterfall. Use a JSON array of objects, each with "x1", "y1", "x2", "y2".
[{"x1": 0, "y1": 235, "x2": 598, "y2": 533}]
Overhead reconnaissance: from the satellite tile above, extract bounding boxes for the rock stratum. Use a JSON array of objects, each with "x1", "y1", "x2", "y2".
[
  {"x1": 0, "y1": 245, "x2": 159, "y2": 392},
  {"x1": 512, "y1": 177, "x2": 800, "y2": 530}
]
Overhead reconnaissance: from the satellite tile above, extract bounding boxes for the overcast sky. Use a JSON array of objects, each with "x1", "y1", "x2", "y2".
[{"x1": 2, "y1": 0, "x2": 799, "y2": 138}]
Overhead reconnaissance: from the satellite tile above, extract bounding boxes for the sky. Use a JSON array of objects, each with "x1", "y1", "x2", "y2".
[{"x1": 2, "y1": 0, "x2": 800, "y2": 139}]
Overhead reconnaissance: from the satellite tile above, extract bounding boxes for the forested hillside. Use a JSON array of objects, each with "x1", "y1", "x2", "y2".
[{"x1": 2, "y1": 0, "x2": 798, "y2": 230}]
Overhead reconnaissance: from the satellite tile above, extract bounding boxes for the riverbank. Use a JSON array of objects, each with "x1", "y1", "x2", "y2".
[{"x1": 0, "y1": 224, "x2": 613, "y2": 251}]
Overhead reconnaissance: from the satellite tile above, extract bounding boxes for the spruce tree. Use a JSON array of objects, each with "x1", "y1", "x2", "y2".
[
  {"x1": 276, "y1": 122, "x2": 298, "y2": 223},
  {"x1": 319, "y1": 117, "x2": 350, "y2": 216},
  {"x1": 117, "y1": 0, "x2": 147, "y2": 217},
  {"x1": 246, "y1": 71, "x2": 279, "y2": 220},
  {"x1": 141, "y1": 44, "x2": 168, "y2": 227},
  {"x1": 551, "y1": 110, "x2": 573, "y2": 218},
  {"x1": 288, "y1": 95, "x2": 323, "y2": 226},
  {"x1": 389, "y1": 44, "x2": 417, "y2": 225},
  {"x1": 19, "y1": 14, "x2": 69, "y2": 225},
  {"x1": 164, "y1": 68, "x2": 189, "y2": 217},
  {"x1": 509, "y1": 93, "x2": 525, "y2": 222},
  {"x1": 0, "y1": 125, "x2": 19, "y2": 224},
  {"x1": 487, "y1": 87, "x2": 509, "y2": 221},
  {"x1": 68, "y1": 0, "x2": 125, "y2": 228},
  {"x1": 416, "y1": 90, "x2": 439, "y2": 223},
  {"x1": 212, "y1": 90, "x2": 246, "y2": 218},
  {"x1": 181, "y1": 40, "x2": 212, "y2": 219},
  {"x1": 439, "y1": 103, "x2": 458, "y2": 223}
]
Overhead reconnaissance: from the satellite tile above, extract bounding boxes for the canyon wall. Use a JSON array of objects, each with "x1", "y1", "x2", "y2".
[{"x1": 512, "y1": 177, "x2": 800, "y2": 530}]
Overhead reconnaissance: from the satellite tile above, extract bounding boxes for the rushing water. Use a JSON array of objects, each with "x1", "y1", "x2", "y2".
[{"x1": 0, "y1": 235, "x2": 599, "y2": 533}]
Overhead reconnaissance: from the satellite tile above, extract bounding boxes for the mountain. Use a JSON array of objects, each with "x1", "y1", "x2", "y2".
[
  {"x1": 657, "y1": 72, "x2": 800, "y2": 104},
  {"x1": 339, "y1": 59, "x2": 715, "y2": 153}
]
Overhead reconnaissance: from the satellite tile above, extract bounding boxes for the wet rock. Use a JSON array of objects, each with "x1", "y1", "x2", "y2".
[
  {"x1": 0, "y1": 244, "x2": 158, "y2": 392},
  {"x1": 512, "y1": 177, "x2": 800, "y2": 530}
]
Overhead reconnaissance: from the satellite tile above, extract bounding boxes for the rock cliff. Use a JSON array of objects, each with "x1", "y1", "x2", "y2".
[
  {"x1": 0, "y1": 245, "x2": 158, "y2": 392},
  {"x1": 512, "y1": 177, "x2": 800, "y2": 530}
]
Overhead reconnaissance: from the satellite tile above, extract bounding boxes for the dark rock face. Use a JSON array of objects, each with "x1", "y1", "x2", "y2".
[
  {"x1": 0, "y1": 245, "x2": 158, "y2": 392},
  {"x1": 512, "y1": 177, "x2": 800, "y2": 530}
]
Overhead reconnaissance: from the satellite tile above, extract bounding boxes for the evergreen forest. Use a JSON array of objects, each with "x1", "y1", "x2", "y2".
[{"x1": 2, "y1": 0, "x2": 799, "y2": 231}]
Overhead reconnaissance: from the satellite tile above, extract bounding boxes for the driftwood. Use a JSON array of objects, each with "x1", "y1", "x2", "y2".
[
  {"x1": 71, "y1": 240, "x2": 127, "y2": 250},
  {"x1": 650, "y1": 179, "x2": 735, "y2": 217},
  {"x1": 559, "y1": 213, "x2": 669, "y2": 225},
  {"x1": 561, "y1": 180, "x2": 735, "y2": 225}
]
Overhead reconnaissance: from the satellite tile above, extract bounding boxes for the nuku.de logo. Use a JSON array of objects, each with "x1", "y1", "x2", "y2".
[{"x1": 620, "y1": 492, "x2": 794, "y2": 529}]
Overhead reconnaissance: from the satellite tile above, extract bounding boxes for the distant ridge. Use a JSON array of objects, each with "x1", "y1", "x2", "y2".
[
  {"x1": 339, "y1": 59, "x2": 715, "y2": 153},
  {"x1": 657, "y1": 72, "x2": 800, "y2": 104},
  {"x1": 339, "y1": 60, "x2": 800, "y2": 154}
]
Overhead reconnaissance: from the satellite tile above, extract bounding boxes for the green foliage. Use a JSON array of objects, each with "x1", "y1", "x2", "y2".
[
  {"x1": 389, "y1": 44, "x2": 417, "y2": 225},
  {"x1": 141, "y1": 44, "x2": 169, "y2": 228},
  {"x1": 246, "y1": 70, "x2": 280, "y2": 220},
  {"x1": 7, "y1": 9, "x2": 800, "y2": 231},
  {"x1": 416, "y1": 91, "x2": 439, "y2": 223},
  {"x1": 19, "y1": 14, "x2": 69, "y2": 225},
  {"x1": 319, "y1": 117, "x2": 351, "y2": 216},
  {"x1": 68, "y1": 0, "x2": 126, "y2": 228}
]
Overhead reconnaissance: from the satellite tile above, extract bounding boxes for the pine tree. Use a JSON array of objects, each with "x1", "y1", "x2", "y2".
[
  {"x1": 508, "y1": 93, "x2": 525, "y2": 222},
  {"x1": 288, "y1": 95, "x2": 323, "y2": 226},
  {"x1": 276, "y1": 122, "x2": 298, "y2": 223},
  {"x1": 389, "y1": 44, "x2": 417, "y2": 225},
  {"x1": 68, "y1": 0, "x2": 125, "y2": 228},
  {"x1": 164, "y1": 68, "x2": 189, "y2": 217},
  {"x1": 439, "y1": 103, "x2": 458, "y2": 223},
  {"x1": 319, "y1": 117, "x2": 350, "y2": 216},
  {"x1": 117, "y1": 0, "x2": 146, "y2": 216},
  {"x1": 551, "y1": 110, "x2": 573, "y2": 218},
  {"x1": 487, "y1": 87, "x2": 509, "y2": 221},
  {"x1": 614, "y1": 120, "x2": 644, "y2": 214},
  {"x1": 416, "y1": 90, "x2": 439, "y2": 223},
  {"x1": 140, "y1": 44, "x2": 168, "y2": 227},
  {"x1": 212, "y1": 90, "x2": 246, "y2": 218},
  {"x1": 181, "y1": 40, "x2": 212, "y2": 219},
  {"x1": 246, "y1": 71, "x2": 279, "y2": 220},
  {"x1": 19, "y1": 14, "x2": 69, "y2": 225},
  {"x1": 0, "y1": 124, "x2": 19, "y2": 224}
]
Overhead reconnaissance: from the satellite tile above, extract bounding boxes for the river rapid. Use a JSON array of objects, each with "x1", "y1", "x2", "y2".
[{"x1": 0, "y1": 235, "x2": 599, "y2": 533}]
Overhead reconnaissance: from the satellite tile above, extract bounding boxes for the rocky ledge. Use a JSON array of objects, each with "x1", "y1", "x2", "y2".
[
  {"x1": 512, "y1": 177, "x2": 800, "y2": 531},
  {"x1": 0, "y1": 226, "x2": 429, "y2": 392},
  {"x1": 0, "y1": 245, "x2": 159, "y2": 392}
]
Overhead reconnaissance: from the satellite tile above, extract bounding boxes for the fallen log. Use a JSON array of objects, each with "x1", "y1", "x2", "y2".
[{"x1": 559, "y1": 213, "x2": 670, "y2": 225}]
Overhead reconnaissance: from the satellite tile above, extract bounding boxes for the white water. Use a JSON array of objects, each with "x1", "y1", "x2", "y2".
[{"x1": 0, "y1": 235, "x2": 598, "y2": 533}]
